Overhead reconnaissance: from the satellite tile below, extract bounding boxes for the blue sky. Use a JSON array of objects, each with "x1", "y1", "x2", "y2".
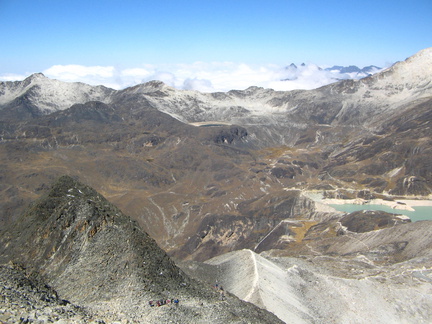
[{"x1": 1, "y1": 0, "x2": 431, "y2": 91}]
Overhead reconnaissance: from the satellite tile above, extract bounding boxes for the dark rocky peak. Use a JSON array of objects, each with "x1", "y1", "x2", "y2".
[
  {"x1": 325, "y1": 65, "x2": 361, "y2": 73},
  {"x1": 361, "y1": 65, "x2": 381, "y2": 73},
  {"x1": 0, "y1": 176, "x2": 194, "y2": 303},
  {"x1": 0, "y1": 176, "x2": 282, "y2": 322},
  {"x1": 1, "y1": 176, "x2": 189, "y2": 299},
  {"x1": 325, "y1": 65, "x2": 382, "y2": 75},
  {"x1": 285, "y1": 62, "x2": 314, "y2": 70},
  {"x1": 326, "y1": 65, "x2": 344, "y2": 71}
]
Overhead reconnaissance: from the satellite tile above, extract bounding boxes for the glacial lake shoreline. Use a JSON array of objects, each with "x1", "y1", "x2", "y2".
[
  {"x1": 304, "y1": 192, "x2": 432, "y2": 222},
  {"x1": 328, "y1": 203, "x2": 432, "y2": 222}
]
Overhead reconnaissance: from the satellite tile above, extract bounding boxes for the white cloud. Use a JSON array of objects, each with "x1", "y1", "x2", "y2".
[
  {"x1": 1, "y1": 62, "x2": 383, "y2": 92},
  {"x1": 44, "y1": 65, "x2": 114, "y2": 78},
  {"x1": 182, "y1": 78, "x2": 214, "y2": 92},
  {"x1": 121, "y1": 68, "x2": 151, "y2": 78},
  {"x1": 43, "y1": 65, "x2": 116, "y2": 87},
  {"x1": 0, "y1": 73, "x2": 28, "y2": 81}
]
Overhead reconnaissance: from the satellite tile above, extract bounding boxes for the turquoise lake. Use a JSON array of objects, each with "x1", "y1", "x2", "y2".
[{"x1": 329, "y1": 204, "x2": 432, "y2": 222}]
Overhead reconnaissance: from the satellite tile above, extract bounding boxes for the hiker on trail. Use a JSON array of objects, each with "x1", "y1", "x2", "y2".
[
  {"x1": 219, "y1": 288, "x2": 225, "y2": 300},
  {"x1": 149, "y1": 298, "x2": 179, "y2": 308}
]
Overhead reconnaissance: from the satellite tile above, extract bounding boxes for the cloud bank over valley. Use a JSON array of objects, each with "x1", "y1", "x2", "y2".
[{"x1": 0, "y1": 61, "x2": 385, "y2": 93}]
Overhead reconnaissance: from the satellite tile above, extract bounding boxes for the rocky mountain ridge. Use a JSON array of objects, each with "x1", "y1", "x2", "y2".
[
  {"x1": 0, "y1": 176, "x2": 282, "y2": 323},
  {"x1": 1, "y1": 49, "x2": 432, "y2": 322},
  {"x1": 0, "y1": 73, "x2": 114, "y2": 119},
  {"x1": 1, "y1": 49, "x2": 430, "y2": 150},
  {"x1": 126, "y1": 48, "x2": 431, "y2": 130},
  {"x1": 324, "y1": 64, "x2": 382, "y2": 75},
  {"x1": 2, "y1": 176, "x2": 430, "y2": 323},
  {"x1": 0, "y1": 265, "x2": 99, "y2": 323},
  {"x1": 181, "y1": 233, "x2": 432, "y2": 324},
  {"x1": 1, "y1": 49, "x2": 429, "y2": 126},
  {"x1": 0, "y1": 48, "x2": 431, "y2": 261}
]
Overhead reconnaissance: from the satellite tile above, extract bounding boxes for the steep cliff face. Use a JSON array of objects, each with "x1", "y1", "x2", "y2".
[{"x1": 0, "y1": 176, "x2": 282, "y2": 323}]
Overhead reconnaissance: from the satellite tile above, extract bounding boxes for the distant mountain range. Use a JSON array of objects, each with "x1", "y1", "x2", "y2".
[
  {"x1": 281, "y1": 62, "x2": 383, "y2": 82},
  {"x1": 324, "y1": 64, "x2": 382, "y2": 74},
  {"x1": 286, "y1": 62, "x2": 382, "y2": 74},
  {"x1": 0, "y1": 48, "x2": 431, "y2": 323}
]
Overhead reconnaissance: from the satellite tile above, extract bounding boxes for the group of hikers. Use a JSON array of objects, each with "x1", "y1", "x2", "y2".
[
  {"x1": 148, "y1": 282, "x2": 225, "y2": 308},
  {"x1": 148, "y1": 298, "x2": 179, "y2": 307},
  {"x1": 214, "y1": 283, "x2": 225, "y2": 300}
]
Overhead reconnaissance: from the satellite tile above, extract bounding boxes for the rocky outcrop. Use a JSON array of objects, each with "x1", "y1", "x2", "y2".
[
  {"x1": 0, "y1": 265, "x2": 99, "y2": 323},
  {"x1": 208, "y1": 126, "x2": 248, "y2": 145},
  {"x1": 174, "y1": 190, "x2": 331, "y2": 260},
  {"x1": 340, "y1": 210, "x2": 411, "y2": 233},
  {"x1": 0, "y1": 176, "x2": 192, "y2": 304},
  {"x1": 303, "y1": 220, "x2": 432, "y2": 262},
  {"x1": 0, "y1": 176, "x2": 283, "y2": 323}
]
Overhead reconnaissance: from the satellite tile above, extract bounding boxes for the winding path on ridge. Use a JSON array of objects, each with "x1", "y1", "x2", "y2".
[{"x1": 244, "y1": 249, "x2": 259, "y2": 302}]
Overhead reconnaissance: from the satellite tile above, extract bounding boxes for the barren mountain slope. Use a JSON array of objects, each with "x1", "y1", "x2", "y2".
[
  {"x1": 0, "y1": 48, "x2": 431, "y2": 262},
  {"x1": 0, "y1": 73, "x2": 115, "y2": 119},
  {"x1": 0, "y1": 176, "x2": 282, "y2": 323},
  {"x1": 180, "y1": 222, "x2": 432, "y2": 324}
]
